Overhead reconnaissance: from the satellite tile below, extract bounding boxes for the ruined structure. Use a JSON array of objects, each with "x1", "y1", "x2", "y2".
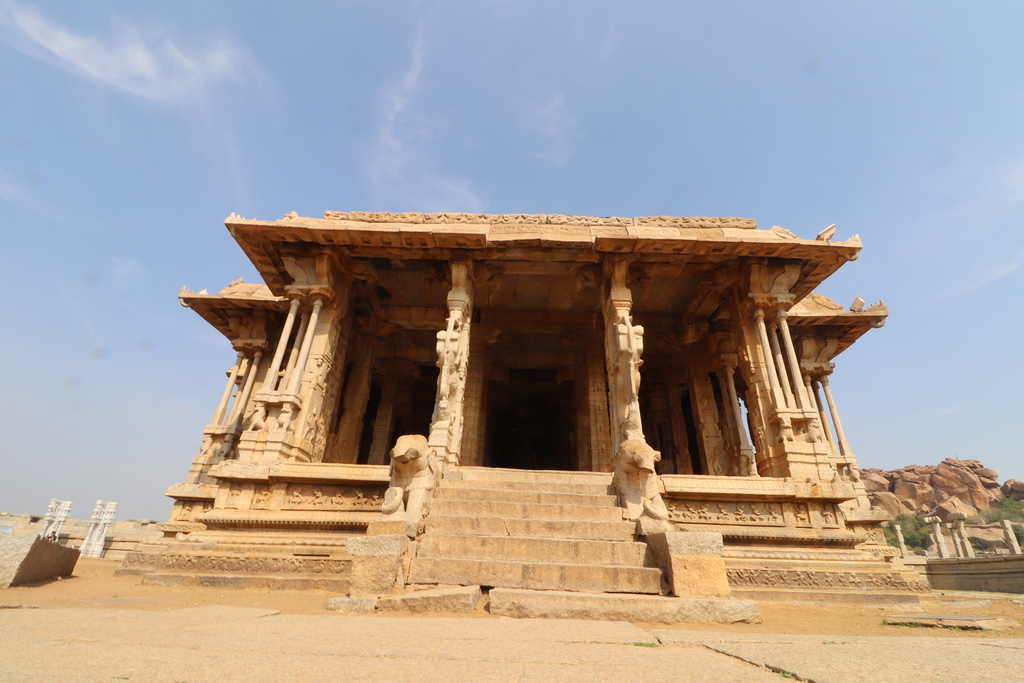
[{"x1": 124, "y1": 212, "x2": 925, "y2": 605}]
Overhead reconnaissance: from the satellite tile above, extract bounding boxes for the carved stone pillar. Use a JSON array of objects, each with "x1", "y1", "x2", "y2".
[
  {"x1": 688, "y1": 366, "x2": 729, "y2": 476},
  {"x1": 458, "y1": 329, "x2": 488, "y2": 467},
  {"x1": 720, "y1": 366, "x2": 758, "y2": 477},
  {"x1": 666, "y1": 367, "x2": 693, "y2": 474},
  {"x1": 777, "y1": 311, "x2": 810, "y2": 410},
  {"x1": 428, "y1": 261, "x2": 473, "y2": 466},
  {"x1": 602, "y1": 257, "x2": 645, "y2": 446},
  {"x1": 335, "y1": 333, "x2": 379, "y2": 464},
  {"x1": 367, "y1": 360, "x2": 401, "y2": 466},
  {"x1": 767, "y1": 323, "x2": 795, "y2": 409},
  {"x1": 820, "y1": 374, "x2": 852, "y2": 459},
  {"x1": 586, "y1": 332, "x2": 613, "y2": 472},
  {"x1": 212, "y1": 351, "x2": 245, "y2": 425},
  {"x1": 925, "y1": 516, "x2": 950, "y2": 558}
]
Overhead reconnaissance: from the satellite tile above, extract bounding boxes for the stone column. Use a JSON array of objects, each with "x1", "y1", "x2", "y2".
[
  {"x1": 572, "y1": 365, "x2": 593, "y2": 472},
  {"x1": 949, "y1": 513, "x2": 975, "y2": 558},
  {"x1": 753, "y1": 308, "x2": 786, "y2": 410},
  {"x1": 667, "y1": 368, "x2": 693, "y2": 474},
  {"x1": 586, "y1": 333, "x2": 614, "y2": 472},
  {"x1": 285, "y1": 299, "x2": 324, "y2": 395},
  {"x1": 280, "y1": 312, "x2": 310, "y2": 392},
  {"x1": 212, "y1": 351, "x2": 245, "y2": 425},
  {"x1": 688, "y1": 369, "x2": 728, "y2": 476},
  {"x1": 458, "y1": 330, "x2": 488, "y2": 467},
  {"x1": 428, "y1": 261, "x2": 474, "y2": 466},
  {"x1": 602, "y1": 257, "x2": 645, "y2": 446},
  {"x1": 1001, "y1": 520, "x2": 1022, "y2": 555},
  {"x1": 776, "y1": 312, "x2": 809, "y2": 410},
  {"x1": 820, "y1": 374, "x2": 852, "y2": 458},
  {"x1": 924, "y1": 516, "x2": 949, "y2": 558},
  {"x1": 367, "y1": 362, "x2": 401, "y2": 466},
  {"x1": 767, "y1": 323, "x2": 795, "y2": 409},
  {"x1": 893, "y1": 524, "x2": 908, "y2": 559},
  {"x1": 335, "y1": 333, "x2": 379, "y2": 464},
  {"x1": 721, "y1": 366, "x2": 758, "y2": 477},
  {"x1": 266, "y1": 298, "x2": 301, "y2": 392},
  {"x1": 810, "y1": 379, "x2": 837, "y2": 453}
]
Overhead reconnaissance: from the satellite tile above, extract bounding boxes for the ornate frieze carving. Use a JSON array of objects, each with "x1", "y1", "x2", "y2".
[
  {"x1": 323, "y1": 212, "x2": 758, "y2": 230},
  {"x1": 667, "y1": 500, "x2": 785, "y2": 526},
  {"x1": 727, "y1": 568, "x2": 930, "y2": 592},
  {"x1": 280, "y1": 484, "x2": 386, "y2": 511}
]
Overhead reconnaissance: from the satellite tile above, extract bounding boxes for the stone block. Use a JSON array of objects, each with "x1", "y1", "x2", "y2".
[
  {"x1": 489, "y1": 588, "x2": 761, "y2": 624},
  {"x1": 347, "y1": 534, "x2": 409, "y2": 597},
  {"x1": 417, "y1": 534, "x2": 647, "y2": 566},
  {"x1": 326, "y1": 596, "x2": 377, "y2": 613},
  {"x1": 0, "y1": 534, "x2": 80, "y2": 588},
  {"x1": 646, "y1": 532, "x2": 730, "y2": 598},
  {"x1": 377, "y1": 585, "x2": 481, "y2": 613},
  {"x1": 407, "y1": 557, "x2": 662, "y2": 594},
  {"x1": 365, "y1": 520, "x2": 407, "y2": 536},
  {"x1": 346, "y1": 534, "x2": 409, "y2": 556}
]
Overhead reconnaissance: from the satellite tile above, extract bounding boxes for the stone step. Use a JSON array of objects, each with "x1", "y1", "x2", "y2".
[
  {"x1": 431, "y1": 499, "x2": 623, "y2": 523},
  {"x1": 452, "y1": 466, "x2": 612, "y2": 488},
  {"x1": 436, "y1": 486, "x2": 617, "y2": 507},
  {"x1": 418, "y1": 534, "x2": 649, "y2": 567},
  {"x1": 425, "y1": 515, "x2": 636, "y2": 542},
  {"x1": 141, "y1": 572, "x2": 350, "y2": 592},
  {"x1": 441, "y1": 478, "x2": 611, "y2": 496},
  {"x1": 407, "y1": 557, "x2": 663, "y2": 594},
  {"x1": 488, "y1": 588, "x2": 761, "y2": 624}
]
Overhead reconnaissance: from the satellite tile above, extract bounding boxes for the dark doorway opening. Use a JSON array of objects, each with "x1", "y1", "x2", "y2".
[{"x1": 485, "y1": 374, "x2": 576, "y2": 471}]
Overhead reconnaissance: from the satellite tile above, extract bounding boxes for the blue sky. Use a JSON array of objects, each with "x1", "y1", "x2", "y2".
[{"x1": 1, "y1": 1, "x2": 1022, "y2": 522}]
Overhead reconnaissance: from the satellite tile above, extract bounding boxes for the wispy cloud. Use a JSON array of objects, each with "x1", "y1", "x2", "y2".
[
  {"x1": 0, "y1": 167, "x2": 23, "y2": 203},
  {"x1": 368, "y1": 29, "x2": 484, "y2": 212},
  {"x1": 528, "y1": 94, "x2": 577, "y2": 163},
  {"x1": 0, "y1": 0, "x2": 258, "y2": 108}
]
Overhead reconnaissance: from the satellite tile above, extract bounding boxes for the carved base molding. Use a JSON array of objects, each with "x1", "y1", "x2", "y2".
[
  {"x1": 726, "y1": 567, "x2": 930, "y2": 593},
  {"x1": 149, "y1": 554, "x2": 351, "y2": 576}
]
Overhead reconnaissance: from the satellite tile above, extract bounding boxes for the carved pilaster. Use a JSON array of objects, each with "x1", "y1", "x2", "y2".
[
  {"x1": 428, "y1": 261, "x2": 474, "y2": 466},
  {"x1": 602, "y1": 256, "x2": 645, "y2": 446}
]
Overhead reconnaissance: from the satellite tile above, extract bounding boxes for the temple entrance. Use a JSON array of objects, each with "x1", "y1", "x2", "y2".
[{"x1": 484, "y1": 371, "x2": 576, "y2": 471}]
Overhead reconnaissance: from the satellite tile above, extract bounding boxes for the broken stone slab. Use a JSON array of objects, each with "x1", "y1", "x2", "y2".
[
  {"x1": 885, "y1": 614, "x2": 1018, "y2": 631},
  {"x1": 489, "y1": 588, "x2": 761, "y2": 624},
  {"x1": 326, "y1": 596, "x2": 378, "y2": 613},
  {"x1": 645, "y1": 531, "x2": 731, "y2": 598},
  {"x1": 376, "y1": 585, "x2": 481, "y2": 613},
  {"x1": 0, "y1": 534, "x2": 80, "y2": 588},
  {"x1": 346, "y1": 534, "x2": 409, "y2": 597}
]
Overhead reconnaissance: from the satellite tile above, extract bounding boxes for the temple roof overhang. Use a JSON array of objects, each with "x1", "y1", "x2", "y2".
[
  {"x1": 789, "y1": 292, "x2": 888, "y2": 358},
  {"x1": 223, "y1": 211, "x2": 864, "y2": 303}
]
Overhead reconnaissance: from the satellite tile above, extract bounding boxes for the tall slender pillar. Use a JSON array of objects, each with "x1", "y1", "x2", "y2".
[
  {"x1": 428, "y1": 261, "x2": 473, "y2": 465},
  {"x1": 458, "y1": 331, "x2": 488, "y2": 467},
  {"x1": 335, "y1": 334, "x2": 378, "y2": 463},
  {"x1": 820, "y1": 374, "x2": 852, "y2": 457},
  {"x1": 286, "y1": 298, "x2": 324, "y2": 395},
  {"x1": 586, "y1": 333, "x2": 614, "y2": 471},
  {"x1": 722, "y1": 366, "x2": 758, "y2": 477},
  {"x1": 753, "y1": 308, "x2": 786, "y2": 409},
  {"x1": 777, "y1": 312, "x2": 808, "y2": 409},
  {"x1": 667, "y1": 368, "x2": 693, "y2": 474},
  {"x1": 602, "y1": 257, "x2": 645, "y2": 446},
  {"x1": 266, "y1": 298, "x2": 300, "y2": 392},
  {"x1": 768, "y1": 323, "x2": 795, "y2": 409},
  {"x1": 227, "y1": 351, "x2": 262, "y2": 431},
  {"x1": 810, "y1": 379, "x2": 837, "y2": 454},
  {"x1": 212, "y1": 351, "x2": 245, "y2": 425},
  {"x1": 280, "y1": 312, "x2": 310, "y2": 392},
  {"x1": 367, "y1": 363, "x2": 401, "y2": 466}
]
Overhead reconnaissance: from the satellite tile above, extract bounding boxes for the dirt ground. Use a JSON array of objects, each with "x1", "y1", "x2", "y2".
[{"x1": 4, "y1": 558, "x2": 1023, "y2": 639}]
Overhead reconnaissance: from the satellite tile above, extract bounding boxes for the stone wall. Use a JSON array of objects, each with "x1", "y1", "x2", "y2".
[{"x1": 925, "y1": 555, "x2": 1024, "y2": 593}]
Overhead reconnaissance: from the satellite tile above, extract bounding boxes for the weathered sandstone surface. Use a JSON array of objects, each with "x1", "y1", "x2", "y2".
[{"x1": 862, "y1": 458, "x2": 1016, "y2": 520}]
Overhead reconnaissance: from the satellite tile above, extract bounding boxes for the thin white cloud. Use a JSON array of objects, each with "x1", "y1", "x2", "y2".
[
  {"x1": 0, "y1": 167, "x2": 23, "y2": 203},
  {"x1": 0, "y1": 0, "x2": 258, "y2": 108},
  {"x1": 529, "y1": 94, "x2": 577, "y2": 163},
  {"x1": 368, "y1": 29, "x2": 484, "y2": 212}
]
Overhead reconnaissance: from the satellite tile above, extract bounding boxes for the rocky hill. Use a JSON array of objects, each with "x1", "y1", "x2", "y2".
[{"x1": 862, "y1": 458, "x2": 1024, "y2": 520}]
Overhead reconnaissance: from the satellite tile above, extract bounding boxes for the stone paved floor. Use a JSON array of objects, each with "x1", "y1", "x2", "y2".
[{"x1": 1, "y1": 606, "x2": 1022, "y2": 682}]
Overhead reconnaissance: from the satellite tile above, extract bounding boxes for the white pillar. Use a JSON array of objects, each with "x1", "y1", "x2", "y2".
[
  {"x1": 212, "y1": 351, "x2": 245, "y2": 425},
  {"x1": 267, "y1": 298, "x2": 301, "y2": 392},
  {"x1": 753, "y1": 308, "x2": 786, "y2": 410},
  {"x1": 777, "y1": 312, "x2": 808, "y2": 410},
  {"x1": 280, "y1": 312, "x2": 310, "y2": 393},
  {"x1": 820, "y1": 374, "x2": 852, "y2": 457},
  {"x1": 287, "y1": 298, "x2": 324, "y2": 395},
  {"x1": 722, "y1": 366, "x2": 758, "y2": 477},
  {"x1": 226, "y1": 351, "x2": 263, "y2": 431}
]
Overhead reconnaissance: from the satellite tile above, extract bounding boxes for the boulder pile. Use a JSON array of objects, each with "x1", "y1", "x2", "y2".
[{"x1": 862, "y1": 458, "x2": 1014, "y2": 520}]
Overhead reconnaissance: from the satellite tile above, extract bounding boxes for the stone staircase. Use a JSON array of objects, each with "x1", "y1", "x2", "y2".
[{"x1": 407, "y1": 467, "x2": 665, "y2": 594}]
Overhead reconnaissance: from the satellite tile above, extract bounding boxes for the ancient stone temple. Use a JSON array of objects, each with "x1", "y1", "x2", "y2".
[{"x1": 123, "y1": 212, "x2": 925, "y2": 607}]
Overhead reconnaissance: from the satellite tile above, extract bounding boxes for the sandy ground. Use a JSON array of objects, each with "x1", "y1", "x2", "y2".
[{"x1": 3, "y1": 558, "x2": 1022, "y2": 640}]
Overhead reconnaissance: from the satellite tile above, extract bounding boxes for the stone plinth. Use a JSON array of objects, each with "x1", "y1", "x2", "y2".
[
  {"x1": 347, "y1": 534, "x2": 408, "y2": 597},
  {"x1": 646, "y1": 531, "x2": 731, "y2": 598}
]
